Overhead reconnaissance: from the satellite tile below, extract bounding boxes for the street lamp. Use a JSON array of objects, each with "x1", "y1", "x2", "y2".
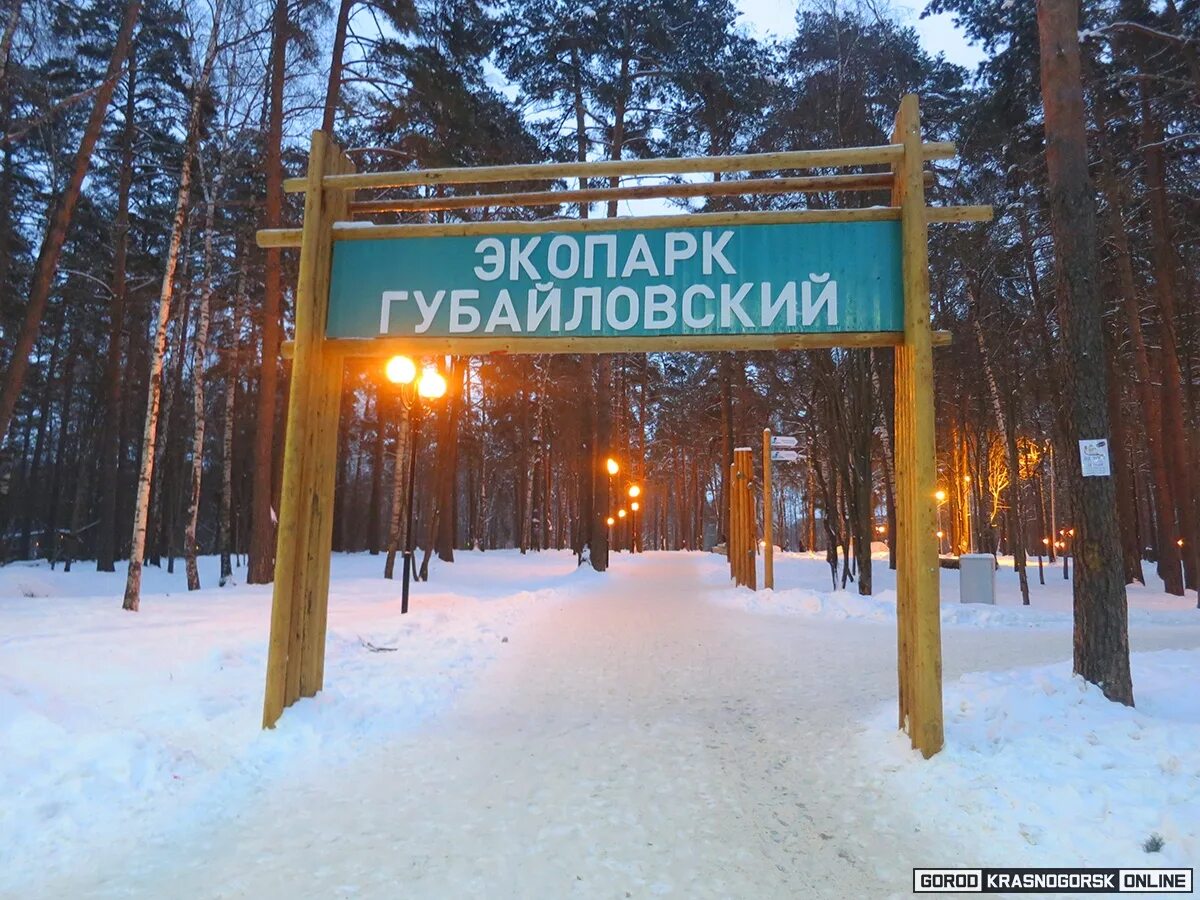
[
  {"x1": 606, "y1": 458, "x2": 619, "y2": 476},
  {"x1": 627, "y1": 484, "x2": 641, "y2": 552},
  {"x1": 384, "y1": 356, "x2": 447, "y2": 614},
  {"x1": 934, "y1": 489, "x2": 947, "y2": 553},
  {"x1": 385, "y1": 355, "x2": 416, "y2": 385},
  {"x1": 418, "y1": 369, "x2": 447, "y2": 399}
]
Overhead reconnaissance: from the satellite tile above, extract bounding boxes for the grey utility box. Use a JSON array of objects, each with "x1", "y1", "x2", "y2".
[{"x1": 959, "y1": 554, "x2": 996, "y2": 605}]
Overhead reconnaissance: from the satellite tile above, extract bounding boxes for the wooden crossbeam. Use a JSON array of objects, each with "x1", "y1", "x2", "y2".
[
  {"x1": 256, "y1": 205, "x2": 992, "y2": 248},
  {"x1": 283, "y1": 142, "x2": 958, "y2": 193},
  {"x1": 346, "y1": 171, "x2": 935, "y2": 214},
  {"x1": 280, "y1": 331, "x2": 953, "y2": 360}
]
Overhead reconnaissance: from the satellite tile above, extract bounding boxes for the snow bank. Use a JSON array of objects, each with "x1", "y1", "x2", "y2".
[
  {"x1": 709, "y1": 551, "x2": 1200, "y2": 629},
  {"x1": 0, "y1": 551, "x2": 582, "y2": 893},
  {"x1": 858, "y1": 650, "x2": 1200, "y2": 869}
]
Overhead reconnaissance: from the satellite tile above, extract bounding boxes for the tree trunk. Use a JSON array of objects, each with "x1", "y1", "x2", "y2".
[
  {"x1": 321, "y1": 0, "x2": 352, "y2": 134},
  {"x1": 219, "y1": 263, "x2": 242, "y2": 586},
  {"x1": 383, "y1": 400, "x2": 411, "y2": 579},
  {"x1": 184, "y1": 173, "x2": 220, "y2": 591},
  {"x1": 0, "y1": 0, "x2": 140, "y2": 446},
  {"x1": 123, "y1": 1, "x2": 222, "y2": 611},
  {"x1": 247, "y1": 0, "x2": 287, "y2": 584},
  {"x1": 1096, "y1": 123, "x2": 1181, "y2": 592},
  {"x1": 1036, "y1": 0, "x2": 1133, "y2": 704},
  {"x1": 1139, "y1": 83, "x2": 1198, "y2": 594},
  {"x1": 94, "y1": 51, "x2": 138, "y2": 572},
  {"x1": 366, "y1": 389, "x2": 384, "y2": 554}
]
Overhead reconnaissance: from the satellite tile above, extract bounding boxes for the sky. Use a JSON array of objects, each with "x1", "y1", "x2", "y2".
[{"x1": 733, "y1": 0, "x2": 985, "y2": 70}]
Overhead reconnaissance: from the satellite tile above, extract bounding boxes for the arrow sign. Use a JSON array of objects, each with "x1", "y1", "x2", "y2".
[
  {"x1": 770, "y1": 435, "x2": 798, "y2": 449},
  {"x1": 770, "y1": 450, "x2": 799, "y2": 462}
]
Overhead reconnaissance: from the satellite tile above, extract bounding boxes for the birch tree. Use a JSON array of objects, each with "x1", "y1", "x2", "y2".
[{"x1": 123, "y1": 0, "x2": 223, "y2": 611}]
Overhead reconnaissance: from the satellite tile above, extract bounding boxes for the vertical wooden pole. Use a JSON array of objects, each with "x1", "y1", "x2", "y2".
[
  {"x1": 733, "y1": 447, "x2": 757, "y2": 590},
  {"x1": 263, "y1": 131, "x2": 352, "y2": 728},
  {"x1": 891, "y1": 94, "x2": 944, "y2": 757},
  {"x1": 744, "y1": 448, "x2": 757, "y2": 591},
  {"x1": 299, "y1": 148, "x2": 355, "y2": 697},
  {"x1": 729, "y1": 460, "x2": 740, "y2": 582},
  {"x1": 763, "y1": 429, "x2": 774, "y2": 590}
]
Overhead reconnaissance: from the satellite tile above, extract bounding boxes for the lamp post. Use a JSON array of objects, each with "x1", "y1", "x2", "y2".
[
  {"x1": 934, "y1": 488, "x2": 947, "y2": 554},
  {"x1": 384, "y1": 355, "x2": 447, "y2": 614},
  {"x1": 604, "y1": 457, "x2": 618, "y2": 557},
  {"x1": 627, "y1": 484, "x2": 641, "y2": 553},
  {"x1": 617, "y1": 507, "x2": 627, "y2": 551},
  {"x1": 962, "y1": 474, "x2": 973, "y2": 553}
]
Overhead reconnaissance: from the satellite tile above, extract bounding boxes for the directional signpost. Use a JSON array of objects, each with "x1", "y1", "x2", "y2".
[{"x1": 761, "y1": 429, "x2": 798, "y2": 590}]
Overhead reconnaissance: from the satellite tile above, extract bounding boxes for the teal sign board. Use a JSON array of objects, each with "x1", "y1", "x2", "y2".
[{"x1": 326, "y1": 220, "x2": 902, "y2": 340}]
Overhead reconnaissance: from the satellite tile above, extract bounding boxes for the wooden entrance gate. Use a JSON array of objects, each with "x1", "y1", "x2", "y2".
[{"x1": 256, "y1": 94, "x2": 990, "y2": 758}]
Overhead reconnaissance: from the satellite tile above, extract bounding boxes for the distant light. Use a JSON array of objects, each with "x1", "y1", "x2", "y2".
[
  {"x1": 628, "y1": 484, "x2": 641, "y2": 498},
  {"x1": 963, "y1": 474, "x2": 972, "y2": 483},
  {"x1": 1178, "y1": 538, "x2": 1185, "y2": 547},
  {"x1": 606, "y1": 516, "x2": 615, "y2": 526},
  {"x1": 618, "y1": 509, "x2": 627, "y2": 519},
  {"x1": 935, "y1": 530, "x2": 944, "y2": 539},
  {"x1": 385, "y1": 355, "x2": 416, "y2": 385},
  {"x1": 417, "y1": 370, "x2": 447, "y2": 399},
  {"x1": 606, "y1": 457, "x2": 619, "y2": 475},
  {"x1": 630, "y1": 501, "x2": 639, "y2": 511},
  {"x1": 1042, "y1": 537, "x2": 1050, "y2": 545},
  {"x1": 934, "y1": 489, "x2": 946, "y2": 503}
]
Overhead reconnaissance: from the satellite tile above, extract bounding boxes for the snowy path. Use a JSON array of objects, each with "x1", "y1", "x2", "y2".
[{"x1": 24, "y1": 553, "x2": 1200, "y2": 900}]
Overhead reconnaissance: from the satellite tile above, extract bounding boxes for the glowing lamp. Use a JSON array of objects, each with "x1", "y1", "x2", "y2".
[
  {"x1": 417, "y1": 370, "x2": 447, "y2": 399},
  {"x1": 606, "y1": 458, "x2": 619, "y2": 476},
  {"x1": 618, "y1": 509, "x2": 627, "y2": 519},
  {"x1": 385, "y1": 355, "x2": 417, "y2": 385}
]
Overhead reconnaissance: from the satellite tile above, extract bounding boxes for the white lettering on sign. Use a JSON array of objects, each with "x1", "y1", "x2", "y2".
[
  {"x1": 379, "y1": 290, "x2": 407, "y2": 333},
  {"x1": 802, "y1": 273, "x2": 837, "y2": 326},
  {"x1": 374, "y1": 231, "x2": 855, "y2": 337},
  {"x1": 378, "y1": 279, "x2": 841, "y2": 336}
]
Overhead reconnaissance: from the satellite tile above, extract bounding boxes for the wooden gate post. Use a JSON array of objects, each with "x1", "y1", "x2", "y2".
[
  {"x1": 262, "y1": 131, "x2": 355, "y2": 728},
  {"x1": 891, "y1": 94, "x2": 944, "y2": 756},
  {"x1": 762, "y1": 429, "x2": 774, "y2": 590},
  {"x1": 730, "y1": 447, "x2": 757, "y2": 590}
]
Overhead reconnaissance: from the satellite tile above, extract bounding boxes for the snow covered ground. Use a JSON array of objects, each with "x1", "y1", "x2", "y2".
[{"x1": 1, "y1": 550, "x2": 1197, "y2": 898}]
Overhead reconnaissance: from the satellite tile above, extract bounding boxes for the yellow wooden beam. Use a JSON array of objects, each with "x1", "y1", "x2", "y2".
[
  {"x1": 263, "y1": 130, "x2": 333, "y2": 729},
  {"x1": 927, "y1": 204, "x2": 993, "y2": 223},
  {"x1": 255, "y1": 205, "x2": 989, "y2": 250},
  {"x1": 283, "y1": 141, "x2": 957, "y2": 193},
  {"x1": 279, "y1": 330, "x2": 952, "y2": 359},
  {"x1": 346, "y1": 171, "x2": 928, "y2": 215},
  {"x1": 892, "y1": 94, "x2": 945, "y2": 759},
  {"x1": 332, "y1": 207, "x2": 899, "y2": 241}
]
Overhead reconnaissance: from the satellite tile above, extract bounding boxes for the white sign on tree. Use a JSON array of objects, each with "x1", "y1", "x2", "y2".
[{"x1": 1079, "y1": 439, "x2": 1111, "y2": 477}]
